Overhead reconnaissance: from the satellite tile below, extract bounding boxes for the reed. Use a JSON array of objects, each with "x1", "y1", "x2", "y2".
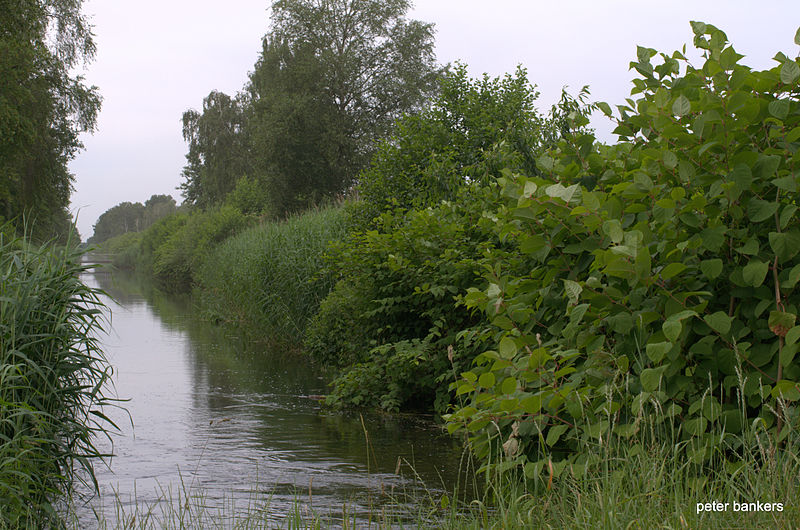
[
  {"x1": 197, "y1": 204, "x2": 348, "y2": 346},
  {"x1": 66, "y1": 401, "x2": 800, "y2": 528},
  {"x1": 0, "y1": 229, "x2": 116, "y2": 527}
]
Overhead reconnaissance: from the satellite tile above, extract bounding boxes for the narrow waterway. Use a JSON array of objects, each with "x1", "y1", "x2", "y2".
[{"x1": 75, "y1": 263, "x2": 470, "y2": 527}]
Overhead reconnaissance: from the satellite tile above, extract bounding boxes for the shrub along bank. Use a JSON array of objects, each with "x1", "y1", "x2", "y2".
[
  {"x1": 197, "y1": 205, "x2": 348, "y2": 345},
  {"x1": 306, "y1": 65, "x2": 593, "y2": 412},
  {"x1": 308, "y1": 22, "x2": 800, "y2": 481},
  {"x1": 453, "y1": 24, "x2": 800, "y2": 476},
  {"x1": 102, "y1": 205, "x2": 249, "y2": 293}
]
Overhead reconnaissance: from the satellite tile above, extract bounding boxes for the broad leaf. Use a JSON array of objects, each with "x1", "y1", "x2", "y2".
[
  {"x1": 742, "y1": 260, "x2": 769, "y2": 287},
  {"x1": 672, "y1": 95, "x2": 691, "y2": 116},
  {"x1": 704, "y1": 312, "x2": 732, "y2": 335}
]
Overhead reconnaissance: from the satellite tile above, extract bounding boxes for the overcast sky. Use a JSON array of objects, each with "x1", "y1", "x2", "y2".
[{"x1": 68, "y1": 0, "x2": 800, "y2": 239}]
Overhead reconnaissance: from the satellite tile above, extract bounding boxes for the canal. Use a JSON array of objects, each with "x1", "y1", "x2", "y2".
[{"x1": 75, "y1": 263, "x2": 470, "y2": 527}]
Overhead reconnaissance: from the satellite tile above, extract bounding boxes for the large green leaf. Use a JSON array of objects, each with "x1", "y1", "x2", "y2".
[
  {"x1": 663, "y1": 320, "x2": 682, "y2": 342},
  {"x1": 563, "y1": 279, "x2": 582, "y2": 305},
  {"x1": 747, "y1": 199, "x2": 779, "y2": 222},
  {"x1": 501, "y1": 376, "x2": 517, "y2": 395},
  {"x1": 602, "y1": 219, "x2": 624, "y2": 244},
  {"x1": 641, "y1": 366, "x2": 668, "y2": 391},
  {"x1": 699, "y1": 226, "x2": 726, "y2": 251},
  {"x1": 742, "y1": 260, "x2": 769, "y2": 287},
  {"x1": 771, "y1": 380, "x2": 800, "y2": 401},
  {"x1": 769, "y1": 99, "x2": 790, "y2": 120},
  {"x1": 499, "y1": 337, "x2": 518, "y2": 359},
  {"x1": 647, "y1": 341, "x2": 673, "y2": 363},
  {"x1": 781, "y1": 60, "x2": 800, "y2": 84},
  {"x1": 700, "y1": 259, "x2": 723, "y2": 279},
  {"x1": 769, "y1": 311, "x2": 796, "y2": 337},
  {"x1": 672, "y1": 95, "x2": 691, "y2": 116},
  {"x1": 704, "y1": 312, "x2": 732, "y2": 335},
  {"x1": 769, "y1": 231, "x2": 800, "y2": 262},
  {"x1": 546, "y1": 424, "x2": 569, "y2": 446},
  {"x1": 660, "y1": 262, "x2": 687, "y2": 280},
  {"x1": 785, "y1": 326, "x2": 800, "y2": 346}
]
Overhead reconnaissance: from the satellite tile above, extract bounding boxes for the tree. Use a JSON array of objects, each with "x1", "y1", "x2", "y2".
[
  {"x1": 0, "y1": 0, "x2": 101, "y2": 241},
  {"x1": 352, "y1": 64, "x2": 593, "y2": 227},
  {"x1": 246, "y1": 0, "x2": 440, "y2": 215},
  {"x1": 143, "y1": 194, "x2": 177, "y2": 227},
  {"x1": 179, "y1": 91, "x2": 251, "y2": 208},
  {"x1": 88, "y1": 194, "x2": 176, "y2": 244}
]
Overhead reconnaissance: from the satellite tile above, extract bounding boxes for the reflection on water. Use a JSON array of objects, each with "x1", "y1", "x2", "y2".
[{"x1": 76, "y1": 262, "x2": 466, "y2": 526}]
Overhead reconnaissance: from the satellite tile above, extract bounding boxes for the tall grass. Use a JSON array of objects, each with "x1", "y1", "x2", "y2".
[
  {"x1": 197, "y1": 205, "x2": 348, "y2": 346},
  {"x1": 0, "y1": 229, "x2": 116, "y2": 527},
  {"x1": 68, "y1": 413, "x2": 800, "y2": 528}
]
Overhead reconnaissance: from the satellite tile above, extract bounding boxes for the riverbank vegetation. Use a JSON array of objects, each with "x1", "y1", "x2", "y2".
[
  {"x1": 0, "y1": 231, "x2": 115, "y2": 527},
  {"x1": 198, "y1": 205, "x2": 347, "y2": 345},
  {"x1": 93, "y1": 1, "x2": 800, "y2": 524},
  {"x1": 68, "y1": 413, "x2": 800, "y2": 528}
]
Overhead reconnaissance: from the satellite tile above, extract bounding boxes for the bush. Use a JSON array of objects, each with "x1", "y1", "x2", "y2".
[
  {"x1": 0, "y1": 231, "x2": 114, "y2": 526},
  {"x1": 150, "y1": 205, "x2": 249, "y2": 292},
  {"x1": 96, "y1": 230, "x2": 143, "y2": 269},
  {"x1": 446, "y1": 22, "x2": 800, "y2": 475},
  {"x1": 226, "y1": 175, "x2": 270, "y2": 216},
  {"x1": 308, "y1": 191, "x2": 516, "y2": 413},
  {"x1": 351, "y1": 64, "x2": 576, "y2": 229},
  {"x1": 136, "y1": 210, "x2": 189, "y2": 276},
  {"x1": 310, "y1": 63, "x2": 596, "y2": 412}
]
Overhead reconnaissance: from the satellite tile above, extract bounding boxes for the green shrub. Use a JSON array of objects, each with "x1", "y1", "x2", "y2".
[
  {"x1": 151, "y1": 205, "x2": 249, "y2": 292},
  {"x1": 309, "y1": 191, "x2": 516, "y2": 413},
  {"x1": 312, "y1": 64, "x2": 596, "y2": 413},
  {"x1": 351, "y1": 64, "x2": 582, "y2": 229},
  {"x1": 0, "y1": 231, "x2": 114, "y2": 526},
  {"x1": 446, "y1": 22, "x2": 800, "y2": 475},
  {"x1": 136, "y1": 210, "x2": 189, "y2": 275},
  {"x1": 226, "y1": 175, "x2": 270, "y2": 216},
  {"x1": 198, "y1": 205, "x2": 347, "y2": 343},
  {"x1": 96, "y1": 230, "x2": 143, "y2": 269}
]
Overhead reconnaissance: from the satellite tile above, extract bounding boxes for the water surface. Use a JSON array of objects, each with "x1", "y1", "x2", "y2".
[{"x1": 76, "y1": 264, "x2": 468, "y2": 526}]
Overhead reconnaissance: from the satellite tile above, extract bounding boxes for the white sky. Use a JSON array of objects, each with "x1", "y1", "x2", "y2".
[{"x1": 68, "y1": 0, "x2": 800, "y2": 239}]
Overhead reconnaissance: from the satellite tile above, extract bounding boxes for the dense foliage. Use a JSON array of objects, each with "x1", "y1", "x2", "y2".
[
  {"x1": 179, "y1": 91, "x2": 252, "y2": 209},
  {"x1": 179, "y1": 0, "x2": 440, "y2": 217},
  {"x1": 88, "y1": 194, "x2": 177, "y2": 244},
  {"x1": 0, "y1": 0, "x2": 100, "y2": 242},
  {"x1": 198, "y1": 205, "x2": 348, "y2": 344},
  {"x1": 445, "y1": 22, "x2": 800, "y2": 476},
  {"x1": 0, "y1": 230, "x2": 114, "y2": 526},
  {"x1": 306, "y1": 68, "x2": 590, "y2": 412},
  {"x1": 110, "y1": 205, "x2": 249, "y2": 292},
  {"x1": 352, "y1": 64, "x2": 557, "y2": 225}
]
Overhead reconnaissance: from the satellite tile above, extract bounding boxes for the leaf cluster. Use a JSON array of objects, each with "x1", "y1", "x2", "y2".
[{"x1": 446, "y1": 22, "x2": 800, "y2": 476}]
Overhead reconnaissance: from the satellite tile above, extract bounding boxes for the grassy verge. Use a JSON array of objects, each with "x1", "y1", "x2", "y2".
[
  {"x1": 0, "y1": 230, "x2": 116, "y2": 527},
  {"x1": 196, "y1": 204, "x2": 348, "y2": 346},
  {"x1": 69, "y1": 436, "x2": 800, "y2": 529}
]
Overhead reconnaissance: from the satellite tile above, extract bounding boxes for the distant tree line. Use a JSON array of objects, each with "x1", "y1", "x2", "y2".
[
  {"x1": 178, "y1": 0, "x2": 442, "y2": 217},
  {"x1": 0, "y1": 0, "x2": 100, "y2": 242},
  {"x1": 88, "y1": 194, "x2": 177, "y2": 244}
]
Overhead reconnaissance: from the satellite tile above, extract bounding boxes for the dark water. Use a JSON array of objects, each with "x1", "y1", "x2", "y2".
[{"x1": 74, "y1": 264, "x2": 469, "y2": 527}]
